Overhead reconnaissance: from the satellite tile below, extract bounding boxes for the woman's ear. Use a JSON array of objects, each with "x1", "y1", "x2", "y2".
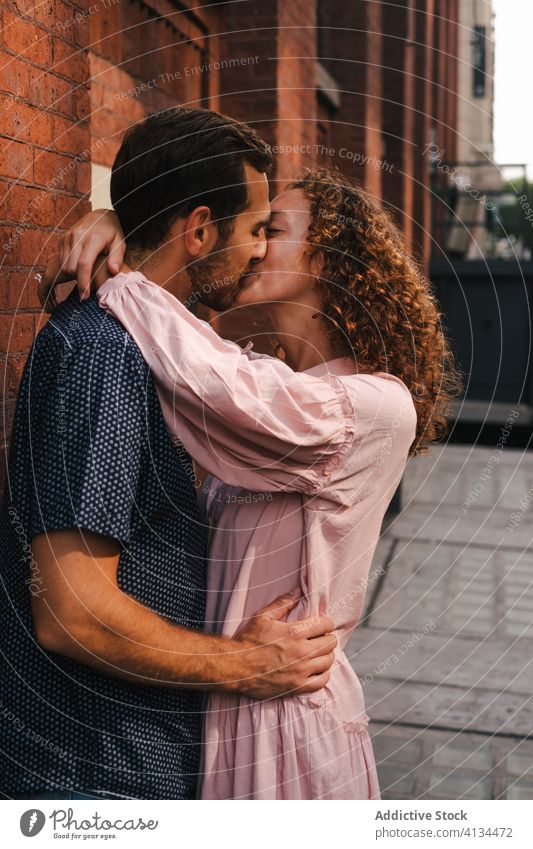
[{"x1": 183, "y1": 206, "x2": 217, "y2": 257}]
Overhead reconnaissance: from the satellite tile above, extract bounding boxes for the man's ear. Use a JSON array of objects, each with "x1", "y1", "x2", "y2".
[{"x1": 183, "y1": 206, "x2": 218, "y2": 257}]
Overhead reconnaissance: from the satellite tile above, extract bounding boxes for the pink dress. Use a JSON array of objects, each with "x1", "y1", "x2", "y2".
[{"x1": 97, "y1": 272, "x2": 417, "y2": 800}]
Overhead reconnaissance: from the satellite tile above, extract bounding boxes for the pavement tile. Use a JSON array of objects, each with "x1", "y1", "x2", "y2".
[{"x1": 357, "y1": 445, "x2": 533, "y2": 800}]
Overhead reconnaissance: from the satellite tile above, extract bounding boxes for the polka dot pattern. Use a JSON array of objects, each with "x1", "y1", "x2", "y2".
[{"x1": 0, "y1": 291, "x2": 207, "y2": 799}]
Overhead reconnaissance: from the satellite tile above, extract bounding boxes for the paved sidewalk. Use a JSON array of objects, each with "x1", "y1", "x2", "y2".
[{"x1": 347, "y1": 443, "x2": 533, "y2": 800}]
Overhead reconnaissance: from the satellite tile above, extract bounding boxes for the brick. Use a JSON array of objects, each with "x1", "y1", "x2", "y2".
[
  {"x1": 7, "y1": 184, "x2": 55, "y2": 228},
  {"x1": 90, "y1": 107, "x2": 128, "y2": 142},
  {"x1": 76, "y1": 160, "x2": 91, "y2": 195},
  {"x1": 75, "y1": 85, "x2": 91, "y2": 120},
  {"x1": 4, "y1": 271, "x2": 42, "y2": 310},
  {"x1": 89, "y1": 79, "x2": 105, "y2": 111},
  {"x1": 90, "y1": 3, "x2": 123, "y2": 65},
  {"x1": 0, "y1": 49, "x2": 30, "y2": 98},
  {"x1": 0, "y1": 400, "x2": 16, "y2": 447},
  {"x1": 0, "y1": 313, "x2": 35, "y2": 354},
  {"x1": 74, "y1": 9, "x2": 91, "y2": 47},
  {"x1": 7, "y1": 0, "x2": 35, "y2": 15},
  {"x1": 52, "y1": 113, "x2": 89, "y2": 156},
  {"x1": 89, "y1": 52, "x2": 111, "y2": 80},
  {"x1": 2, "y1": 11, "x2": 52, "y2": 68},
  {"x1": 33, "y1": 0, "x2": 57, "y2": 29},
  {"x1": 54, "y1": 192, "x2": 89, "y2": 229},
  {"x1": 19, "y1": 227, "x2": 58, "y2": 267},
  {"x1": 0, "y1": 225, "x2": 20, "y2": 265},
  {"x1": 52, "y1": 36, "x2": 88, "y2": 84},
  {"x1": 0, "y1": 139, "x2": 33, "y2": 182},
  {"x1": 92, "y1": 60, "x2": 124, "y2": 91},
  {"x1": 30, "y1": 69, "x2": 75, "y2": 116},
  {"x1": 33, "y1": 149, "x2": 78, "y2": 192},
  {"x1": 2, "y1": 99, "x2": 53, "y2": 147},
  {"x1": 0, "y1": 179, "x2": 10, "y2": 219},
  {"x1": 91, "y1": 136, "x2": 118, "y2": 168},
  {"x1": 0, "y1": 352, "x2": 28, "y2": 395}
]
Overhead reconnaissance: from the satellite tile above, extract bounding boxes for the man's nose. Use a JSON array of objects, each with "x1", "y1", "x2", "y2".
[{"x1": 251, "y1": 231, "x2": 268, "y2": 262}]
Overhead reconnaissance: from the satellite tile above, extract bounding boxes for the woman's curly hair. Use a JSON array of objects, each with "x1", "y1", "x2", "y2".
[{"x1": 287, "y1": 166, "x2": 463, "y2": 455}]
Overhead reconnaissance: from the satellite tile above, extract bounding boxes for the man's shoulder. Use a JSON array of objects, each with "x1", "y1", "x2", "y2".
[{"x1": 36, "y1": 291, "x2": 148, "y2": 375}]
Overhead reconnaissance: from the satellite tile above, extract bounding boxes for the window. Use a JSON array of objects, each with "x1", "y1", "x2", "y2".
[{"x1": 473, "y1": 25, "x2": 486, "y2": 98}]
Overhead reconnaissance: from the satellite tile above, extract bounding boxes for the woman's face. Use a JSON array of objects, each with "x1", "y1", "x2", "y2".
[{"x1": 233, "y1": 188, "x2": 318, "y2": 307}]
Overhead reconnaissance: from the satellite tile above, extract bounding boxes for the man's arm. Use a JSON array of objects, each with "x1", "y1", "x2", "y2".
[{"x1": 31, "y1": 529, "x2": 336, "y2": 700}]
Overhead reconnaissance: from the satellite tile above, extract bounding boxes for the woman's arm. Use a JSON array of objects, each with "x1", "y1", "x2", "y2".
[
  {"x1": 40, "y1": 209, "x2": 125, "y2": 304},
  {"x1": 97, "y1": 273, "x2": 356, "y2": 494}
]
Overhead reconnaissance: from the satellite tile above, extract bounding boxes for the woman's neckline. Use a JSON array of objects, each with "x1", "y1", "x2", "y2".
[{"x1": 302, "y1": 356, "x2": 359, "y2": 377}]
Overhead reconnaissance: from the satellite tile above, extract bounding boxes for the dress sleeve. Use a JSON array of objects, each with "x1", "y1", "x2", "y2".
[{"x1": 97, "y1": 273, "x2": 356, "y2": 494}]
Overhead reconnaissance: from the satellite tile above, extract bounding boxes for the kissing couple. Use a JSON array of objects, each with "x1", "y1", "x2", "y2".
[{"x1": 0, "y1": 106, "x2": 459, "y2": 800}]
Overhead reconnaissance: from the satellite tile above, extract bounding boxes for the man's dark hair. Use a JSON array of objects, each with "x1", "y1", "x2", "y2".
[{"x1": 110, "y1": 107, "x2": 273, "y2": 251}]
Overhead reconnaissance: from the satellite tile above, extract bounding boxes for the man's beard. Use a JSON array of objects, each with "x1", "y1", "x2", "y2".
[{"x1": 188, "y1": 241, "x2": 249, "y2": 311}]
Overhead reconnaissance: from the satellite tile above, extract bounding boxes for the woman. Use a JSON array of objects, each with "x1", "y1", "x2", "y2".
[{"x1": 45, "y1": 167, "x2": 461, "y2": 799}]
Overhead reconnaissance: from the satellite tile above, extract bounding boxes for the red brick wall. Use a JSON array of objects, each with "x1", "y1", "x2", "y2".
[
  {"x1": 90, "y1": 0, "x2": 219, "y2": 169},
  {"x1": 364, "y1": 1, "x2": 385, "y2": 201},
  {"x1": 378, "y1": 0, "x2": 460, "y2": 264},
  {"x1": 381, "y1": 0, "x2": 416, "y2": 247},
  {"x1": 319, "y1": 2, "x2": 384, "y2": 200},
  {"x1": 432, "y1": 0, "x2": 459, "y2": 164},
  {"x1": 216, "y1": 0, "x2": 278, "y2": 159},
  {"x1": 429, "y1": 0, "x2": 459, "y2": 253},
  {"x1": 0, "y1": 0, "x2": 91, "y2": 493},
  {"x1": 275, "y1": 0, "x2": 317, "y2": 186},
  {"x1": 216, "y1": 0, "x2": 317, "y2": 192},
  {"x1": 412, "y1": 0, "x2": 435, "y2": 263}
]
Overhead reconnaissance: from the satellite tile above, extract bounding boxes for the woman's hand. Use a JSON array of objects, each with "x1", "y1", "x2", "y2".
[{"x1": 42, "y1": 208, "x2": 125, "y2": 304}]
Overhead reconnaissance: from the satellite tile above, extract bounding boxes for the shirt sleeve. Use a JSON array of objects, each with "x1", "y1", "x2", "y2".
[
  {"x1": 27, "y1": 336, "x2": 146, "y2": 543},
  {"x1": 97, "y1": 273, "x2": 356, "y2": 494}
]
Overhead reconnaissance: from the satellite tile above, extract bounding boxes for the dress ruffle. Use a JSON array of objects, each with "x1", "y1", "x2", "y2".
[{"x1": 200, "y1": 692, "x2": 381, "y2": 800}]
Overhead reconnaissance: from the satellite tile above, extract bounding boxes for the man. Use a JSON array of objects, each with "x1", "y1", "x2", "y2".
[{"x1": 0, "y1": 107, "x2": 335, "y2": 800}]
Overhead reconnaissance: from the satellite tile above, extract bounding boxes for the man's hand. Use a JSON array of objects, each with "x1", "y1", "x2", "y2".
[
  {"x1": 31, "y1": 529, "x2": 336, "y2": 699},
  {"x1": 40, "y1": 209, "x2": 125, "y2": 307},
  {"x1": 232, "y1": 592, "x2": 337, "y2": 699}
]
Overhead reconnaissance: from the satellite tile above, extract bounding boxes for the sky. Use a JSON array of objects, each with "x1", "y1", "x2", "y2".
[{"x1": 493, "y1": 0, "x2": 533, "y2": 174}]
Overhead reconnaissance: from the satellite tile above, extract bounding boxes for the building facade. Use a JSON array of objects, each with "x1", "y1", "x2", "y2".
[
  {"x1": 0, "y1": 0, "x2": 462, "y2": 492},
  {"x1": 437, "y1": 0, "x2": 496, "y2": 259}
]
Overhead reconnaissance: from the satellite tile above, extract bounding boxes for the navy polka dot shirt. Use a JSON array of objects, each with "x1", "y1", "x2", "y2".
[{"x1": 0, "y1": 291, "x2": 207, "y2": 799}]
